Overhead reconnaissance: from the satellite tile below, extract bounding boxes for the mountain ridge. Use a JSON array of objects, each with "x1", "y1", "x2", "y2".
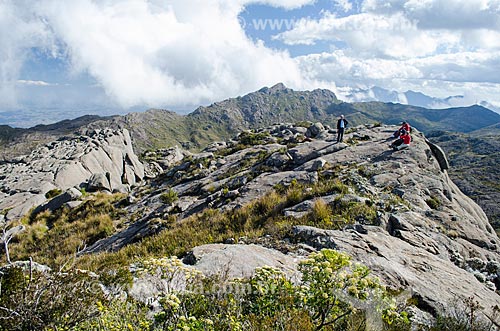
[
  {"x1": 2, "y1": 84, "x2": 499, "y2": 159},
  {"x1": 342, "y1": 85, "x2": 500, "y2": 113}
]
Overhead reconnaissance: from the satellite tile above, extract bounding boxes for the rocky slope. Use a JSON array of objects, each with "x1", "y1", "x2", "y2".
[
  {"x1": 0, "y1": 115, "x2": 114, "y2": 161},
  {"x1": 2, "y1": 121, "x2": 500, "y2": 324},
  {"x1": 0, "y1": 128, "x2": 144, "y2": 221},
  {"x1": 52, "y1": 86, "x2": 500, "y2": 153},
  {"x1": 428, "y1": 127, "x2": 500, "y2": 233},
  {"x1": 59, "y1": 122, "x2": 497, "y2": 321}
]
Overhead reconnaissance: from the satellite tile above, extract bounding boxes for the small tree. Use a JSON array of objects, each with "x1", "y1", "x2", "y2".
[
  {"x1": 0, "y1": 215, "x2": 25, "y2": 264},
  {"x1": 0, "y1": 267, "x2": 102, "y2": 330}
]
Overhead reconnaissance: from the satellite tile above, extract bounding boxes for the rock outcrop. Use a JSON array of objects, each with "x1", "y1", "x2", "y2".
[
  {"x1": 183, "y1": 244, "x2": 299, "y2": 279},
  {"x1": 3, "y1": 121, "x2": 500, "y2": 322},
  {"x1": 0, "y1": 128, "x2": 144, "y2": 220},
  {"x1": 82, "y1": 123, "x2": 500, "y2": 321}
]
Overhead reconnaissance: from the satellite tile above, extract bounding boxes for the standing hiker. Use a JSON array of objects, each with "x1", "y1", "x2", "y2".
[{"x1": 337, "y1": 115, "x2": 349, "y2": 143}]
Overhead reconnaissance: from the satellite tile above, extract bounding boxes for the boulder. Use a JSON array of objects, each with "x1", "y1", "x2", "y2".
[
  {"x1": 87, "y1": 173, "x2": 111, "y2": 192},
  {"x1": 65, "y1": 201, "x2": 83, "y2": 209},
  {"x1": 290, "y1": 226, "x2": 337, "y2": 250},
  {"x1": 306, "y1": 122, "x2": 325, "y2": 138},
  {"x1": 34, "y1": 188, "x2": 83, "y2": 215},
  {"x1": 425, "y1": 139, "x2": 450, "y2": 171},
  {"x1": 0, "y1": 129, "x2": 144, "y2": 219},
  {"x1": 183, "y1": 244, "x2": 300, "y2": 279},
  {"x1": 144, "y1": 162, "x2": 163, "y2": 179}
]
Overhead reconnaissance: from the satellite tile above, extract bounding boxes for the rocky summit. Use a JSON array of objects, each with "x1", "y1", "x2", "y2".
[
  {"x1": 0, "y1": 128, "x2": 144, "y2": 221},
  {"x1": 87, "y1": 123, "x2": 498, "y2": 318},
  {"x1": 1, "y1": 121, "x2": 500, "y2": 328}
]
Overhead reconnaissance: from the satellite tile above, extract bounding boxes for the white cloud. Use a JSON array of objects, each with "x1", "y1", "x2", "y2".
[
  {"x1": 277, "y1": 0, "x2": 500, "y2": 54},
  {"x1": 17, "y1": 80, "x2": 57, "y2": 86},
  {"x1": 332, "y1": 0, "x2": 353, "y2": 12},
  {"x1": 0, "y1": 1, "x2": 55, "y2": 108},
  {"x1": 296, "y1": 51, "x2": 422, "y2": 86},
  {"x1": 1, "y1": 0, "x2": 500, "y2": 121},
  {"x1": 275, "y1": 12, "x2": 453, "y2": 59},
  {"x1": 296, "y1": 49, "x2": 500, "y2": 109},
  {"x1": 269, "y1": 0, "x2": 500, "y2": 107},
  {"x1": 1, "y1": 0, "x2": 314, "y2": 110}
]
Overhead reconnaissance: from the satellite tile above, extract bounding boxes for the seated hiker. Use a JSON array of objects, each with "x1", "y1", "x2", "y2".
[
  {"x1": 393, "y1": 121, "x2": 411, "y2": 138},
  {"x1": 390, "y1": 129, "x2": 411, "y2": 150}
]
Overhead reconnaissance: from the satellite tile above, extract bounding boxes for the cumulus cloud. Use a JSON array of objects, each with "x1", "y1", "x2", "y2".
[
  {"x1": 1, "y1": 0, "x2": 500, "y2": 120},
  {"x1": 296, "y1": 51, "x2": 422, "y2": 86},
  {"x1": 332, "y1": 0, "x2": 353, "y2": 12},
  {"x1": 275, "y1": 11, "x2": 453, "y2": 59},
  {"x1": 361, "y1": 0, "x2": 500, "y2": 24},
  {"x1": 272, "y1": 0, "x2": 500, "y2": 108},
  {"x1": 1, "y1": 0, "x2": 315, "y2": 110},
  {"x1": 295, "y1": 49, "x2": 500, "y2": 109},
  {"x1": 278, "y1": 0, "x2": 500, "y2": 52}
]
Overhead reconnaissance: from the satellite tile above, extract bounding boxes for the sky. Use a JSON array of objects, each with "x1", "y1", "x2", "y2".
[{"x1": 1, "y1": 0, "x2": 500, "y2": 127}]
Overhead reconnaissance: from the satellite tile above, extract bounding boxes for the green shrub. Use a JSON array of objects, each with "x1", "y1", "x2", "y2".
[
  {"x1": 112, "y1": 250, "x2": 410, "y2": 331},
  {"x1": 426, "y1": 196, "x2": 441, "y2": 210},
  {"x1": 295, "y1": 121, "x2": 312, "y2": 128},
  {"x1": 239, "y1": 131, "x2": 271, "y2": 146},
  {"x1": 45, "y1": 188, "x2": 62, "y2": 199},
  {"x1": 6, "y1": 193, "x2": 126, "y2": 267},
  {"x1": 75, "y1": 299, "x2": 150, "y2": 331},
  {"x1": 160, "y1": 189, "x2": 179, "y2": 205},
  {"x1": 310, "y1": 199, "x2": 334, "y2": 227}
]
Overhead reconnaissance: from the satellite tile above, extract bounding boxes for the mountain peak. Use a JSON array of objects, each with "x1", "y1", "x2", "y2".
[{"x1": 258, "y1": 82, "x2": 288, "y2": 94}]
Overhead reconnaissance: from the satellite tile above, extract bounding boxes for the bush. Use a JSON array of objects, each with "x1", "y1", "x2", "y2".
[
  {"x1": 160, "y1": 189, "x2": 179, "y2": 205},
  {"x1": 7, "y1": 193, "x2": 125, "y2": 267},
  {"x1": 75, "y1": 299, "x2": 150, "y2": 331},
  {"x1": 310, "y1": 199, "x2": 334, "y2": 227},
  {"x1": 239, "y1": 131, "x2": 271, "y2": 146},
  {"x1": 299, "y1": 249, "x2": 385, "y2": 330},
  {"x1": 0, "y1": 250, "x2": 411, "y2": 331},
  {"x1": 426, "y1": 196, "x2": 441, "y2": 210},
  {"x1": 119, "y1": 250, "x2": 411, "y2": 331},
  {"x1": 0, "y1": 267, "x2": 103, "y2": 331},
  {"x1": 45, "y1": 188, "x2": 62, "y2": 199}
]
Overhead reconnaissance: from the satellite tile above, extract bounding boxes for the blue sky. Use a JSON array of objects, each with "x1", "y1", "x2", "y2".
[{"x1": 1, "y1": 0, "x2": 500, "y2": 127}]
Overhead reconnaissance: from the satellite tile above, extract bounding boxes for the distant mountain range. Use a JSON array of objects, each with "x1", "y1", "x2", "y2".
[
  {"x1": 341, "y1": 86, "x2": 500, "y2": 114},
  {"x1": 2, "y1": 83, "x2": 500, "y2": 159}
]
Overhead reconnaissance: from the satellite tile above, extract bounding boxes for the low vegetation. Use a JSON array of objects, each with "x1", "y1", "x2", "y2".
[
  {"x1": 160, "y1": 189, "x2": 179, "y2": 205},
  {"x1": 44, "y1": 188, "x2": 62, "y2": 199},
  {"x1": 3, "y1": 249, "x2": 492, "y2": 331},
  {"x1": 4, "y1": 173, "x2": 381, "y2": 276},
  {"x1": 5, "y1": 193, "x2": 126, "y2": 267},
  {"x1": 426, "y1": 196, "x2": 441, "y2": 210},
  {"x1": 0, "y1": 250, "x2": 411, "y2": 331}
]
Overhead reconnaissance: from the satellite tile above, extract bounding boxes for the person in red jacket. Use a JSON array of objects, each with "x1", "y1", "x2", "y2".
[
  {"x1": 393, "y1": 121, "x2": 411, "y2": 138},
  {"x1": 390, "y1": 129, "x2": 411, "y2": 150}
]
